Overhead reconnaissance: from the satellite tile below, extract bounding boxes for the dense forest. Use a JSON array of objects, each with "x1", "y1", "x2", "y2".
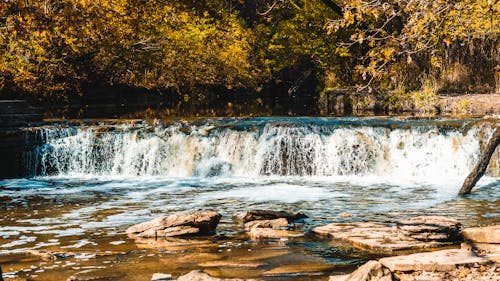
[{"x1": 0, "y1": 0, "x2": 499, "y2": 115}]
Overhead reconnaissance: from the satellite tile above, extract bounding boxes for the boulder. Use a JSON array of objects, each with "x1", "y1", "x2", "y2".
[
  {"x1": 313, "y1": 222, "x2": 450, "y2": 253},
  {"x1": 126, "y1": 212, "x2": 221, "y2": 238},
  {"x1": 462, "y1": 225, "x2": 500, "y2": 244},
  {"x1": 241, "y1": 210, "x2": 307, "y2": 223},
  {"x1": 244, "y1": 218, "x2": 288, "y2": 230},
  {"x1": 379, "y1": 249, "x2": 489, "y2": 272},
  {"x1": 396, "y1": 216, "x2": 461, "y2": 242},
  {"x1": 151, "y1": 273, "x2": 173, "y2": 281}
]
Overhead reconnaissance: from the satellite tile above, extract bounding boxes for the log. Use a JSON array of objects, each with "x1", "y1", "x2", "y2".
[
  {"x1": 0, "y1": 264, "x2": 3, "y2": 281},
  {"x1": 459, "y1": 126, "x2": 500, "y2": 195}
]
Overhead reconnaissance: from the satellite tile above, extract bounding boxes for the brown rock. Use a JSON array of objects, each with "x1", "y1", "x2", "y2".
[
  {"x1": 139, "y1": 226, "x2": 200, "y2": 238},
  {"x1": 242, "y1": 210, "x2": 307, "y2": 223},
  {"x1": 244, "y1": 218, "x2": 288, "y2": 230},
  {"x1": 462, "y1": 225, "x2": 500, "y2": 244},
  {"x1": 396, "y1": 216, "x2": 461, "y2": 242},
  {"x1": 126, "y1": 212, "x2": 221, "y2": 238},
  {"x1": 313, "y1": 222, "x2": 450, "y2": 253},
  {"x1": 247, "y1": 228, "x2": 300, "y2": 239},
  {"x1": 379, "y1": 249, "x2": 489, "y2": 272}
]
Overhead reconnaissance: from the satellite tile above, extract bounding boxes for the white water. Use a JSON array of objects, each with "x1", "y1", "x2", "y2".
[{"x1": 32, "y1": 120, "x2": 484, "y2": 180}]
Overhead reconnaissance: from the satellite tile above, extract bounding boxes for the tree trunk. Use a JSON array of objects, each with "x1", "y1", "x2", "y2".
[
  {"x1": 459, "y1": 126, "x2": 500, "y2": 195},
  {"x1": 0, "y1": 264, "x2": 4, "y2": 281}
]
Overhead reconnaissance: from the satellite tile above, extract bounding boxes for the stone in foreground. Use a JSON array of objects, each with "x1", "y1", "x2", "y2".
[
  {"x1": 462, "y1": 225, "x2": 500, "y2": 244},
  {"x1": 126, "y1": 212, "x2": 221, "y2": 238},
  {"x1": 379, "y1": 249, "x2": 489, "y2": 272},
  {"x1": 396, "y1": 216, "x2": 461, "y2": 242},
  {"x1": 313, "y1": 222, "x2": 450, "y2": 253}
]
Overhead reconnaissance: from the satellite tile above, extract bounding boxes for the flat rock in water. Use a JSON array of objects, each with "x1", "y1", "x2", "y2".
[
  {"x1": 396, "y1": 216, "x2": 461, "y2": 242},
  {"x1": 126, "y1": 212, "x2": 221, "y2": 238},
  {"x1": 242, "y1": 210, "x2": 307, "y2": 223},
  {"x1": 177, "y1": 270, "x2": 259, "y2": 281},
  {"x1": 247, "y1": 228, "x2": 301, "y2": 239},
  {"x1": 379, "y1": 249, "x2": 490, "y2": 272},
  {"x1": 244, "y1": 218, "x2": 288, "y2": 230},
  {"x1": 313, "y1": 222, "x2": 450, "y2": 253},
  {"x1": 462, "y1": 225, "x2": 500, "y2": 244}
]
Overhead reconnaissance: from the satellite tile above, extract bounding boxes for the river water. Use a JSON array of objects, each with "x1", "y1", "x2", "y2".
[{"x1": 0, "y1": 117, "x2": 499, "y2": 280}]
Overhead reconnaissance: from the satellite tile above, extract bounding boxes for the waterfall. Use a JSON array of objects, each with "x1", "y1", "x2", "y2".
[{"x1": 30, "y1": 119, "x2": 491, "y2": 179}]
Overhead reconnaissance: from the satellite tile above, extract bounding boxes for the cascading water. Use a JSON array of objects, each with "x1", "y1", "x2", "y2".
[{"x1": 31, "y1": 118, "x2": 491, "y2": 180}]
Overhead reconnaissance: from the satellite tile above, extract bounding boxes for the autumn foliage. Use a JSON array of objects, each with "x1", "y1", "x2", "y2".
[{"x1": 0, "y1": 0, "x2": 498, "y2": 108}]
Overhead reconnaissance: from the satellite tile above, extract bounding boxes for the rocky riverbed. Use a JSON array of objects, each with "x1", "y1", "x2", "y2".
[{"x1": 4, "y1": 209, "x2": 498, "y2": 281}]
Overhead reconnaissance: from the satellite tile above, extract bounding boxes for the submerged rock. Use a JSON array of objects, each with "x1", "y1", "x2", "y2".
[
  {"x1": 241, "y1": 210, "x2": 307, "y2": 223},
  {"x1": 396, "y1": 216, "x2": 462, "y2": 242},
  {"x1": 243, "y1": 218, "x2": 288, "y2": 230},
  {"x1": 379, "y1": 249, "x2": 489, "y2": 272},
  {"x1": 247, "y1": 228, "x2": 301, "y2": 239},
  {"x1": 126, "y1": 212, "x2": 221, "y2": 238},
  {"x1": 462, "y1": 225, "x2": 500, "y2": 244},
  {"x1": 313, "y1": 222, "x2": 453, "y2": 253}
]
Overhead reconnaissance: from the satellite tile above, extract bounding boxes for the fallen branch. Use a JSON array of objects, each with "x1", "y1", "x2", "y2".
[{"x1": 459, "y1": 126, "x2": 500, "y2": 195}]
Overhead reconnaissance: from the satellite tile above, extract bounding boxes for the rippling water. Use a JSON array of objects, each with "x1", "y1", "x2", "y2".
[{"x1": 0, "y1": 117, "x2": 499, "y2": 280}]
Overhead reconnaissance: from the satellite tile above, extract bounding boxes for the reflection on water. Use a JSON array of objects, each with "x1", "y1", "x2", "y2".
[{"x1": 0, "y1": 117, "x2": 499, "y2": 280}]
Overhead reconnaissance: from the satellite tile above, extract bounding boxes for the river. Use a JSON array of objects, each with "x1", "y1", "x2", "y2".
[{"x1": 0, "y1": 117, "x2": 499, "y2": 280}]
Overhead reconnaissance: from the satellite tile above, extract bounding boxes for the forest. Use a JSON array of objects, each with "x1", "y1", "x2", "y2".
[{"x1": 0, "y1": 0, "x2": 499, "y2": 115}]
